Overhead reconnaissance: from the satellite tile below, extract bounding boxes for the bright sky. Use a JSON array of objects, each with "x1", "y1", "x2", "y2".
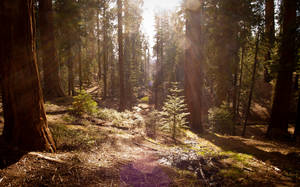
[{"x1": 142, "y1": 0, "x2": 182, "y2": 50}]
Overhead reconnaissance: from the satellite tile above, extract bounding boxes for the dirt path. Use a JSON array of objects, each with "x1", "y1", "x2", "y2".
[{"x1": 118, "y1": 103, "x2": 172, "y2": 186}]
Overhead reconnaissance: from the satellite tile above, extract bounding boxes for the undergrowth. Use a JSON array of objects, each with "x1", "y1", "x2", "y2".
[
  {"x1": 97, "y1": 108, "x2": 144, "y2": 129},
  {"x1": 71, "y1": 91, "x2": 98, "y2": 116},
  {"x1": 49, "y1": 122, "x2": 108, "y2": 151}
]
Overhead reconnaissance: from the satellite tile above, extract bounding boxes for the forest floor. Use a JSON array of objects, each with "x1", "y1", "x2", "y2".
[{"x1": 0, "y1": 90, "x2": 300, "y2": 186}]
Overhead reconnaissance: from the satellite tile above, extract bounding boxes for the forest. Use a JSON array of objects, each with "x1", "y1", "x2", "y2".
[{"x1": 0, "y1": 0, "x2": 299, "y2": 186}]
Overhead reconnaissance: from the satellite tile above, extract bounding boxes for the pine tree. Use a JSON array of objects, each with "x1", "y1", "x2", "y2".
[{"x1": 160, "y1": 82, "x2": 189, "y2": 141}]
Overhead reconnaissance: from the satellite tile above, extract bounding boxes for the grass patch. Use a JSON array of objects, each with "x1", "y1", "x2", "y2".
[
  {"x1": 97, "y1": 108, "x2": 144, "y2": 129},
  {"x1": 49, "y1": 122, "x2": 108, "y2": 151},
  {"x1": 161, "y1": 166, "x2": 202, "y2": 186},
  {"x1": 219, "y1": 167, "x2": 244, "y2": 179},
  {"x1": 220, "y1": 151, "x2": 253, "y2": 166}
]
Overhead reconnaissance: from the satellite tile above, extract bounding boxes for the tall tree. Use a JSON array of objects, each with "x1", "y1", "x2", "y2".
[
  {"x1": 39, "y1": 0, "x2": 65, "y2": 99},
  {"x1": 184, "y1": 0, "x2": 204, "y2": 132},
  {"x1": 242, "y1": 32, "x2": 261, "y2": 136},
  {"x1": 0, "y1": 0, "x2": 56, "y2": 152},
  {"x1": 97, "y1": 0, "x2": 102, "y2": 83},
  {"x1": 118, "y1": 0, "x2": 125, "y2": 111},
  {"x1": 102, "y1": 0, "x2": 110, "y2": 99},
  {"x1": 154, "y1": 15, "x2": 161, "y2": 109},
  {"x1": 267, "y1": 0, "x2": 296, "y2": 137},
  {"x1": 294, "y1": 93, "x2": 300, "y2": 139},
  {"x1": 67, "y1": 44, "x2": 74, "y2": 96},
  {"x1": 264, "y1": 0, "x2": 275, "y2": 83}
]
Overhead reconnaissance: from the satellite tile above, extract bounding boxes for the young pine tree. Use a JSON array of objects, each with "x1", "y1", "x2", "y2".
[{"x1": 160, "y1": 82, "x2": 189, "y2": 142}]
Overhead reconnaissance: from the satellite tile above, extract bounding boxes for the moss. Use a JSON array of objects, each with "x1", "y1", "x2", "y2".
[
  {"x1": 219, "y1": 167, "x2": 244, "y2": 179},
  {"x1": 220, "y1": 151, "x2": 253, "y2": 166}
]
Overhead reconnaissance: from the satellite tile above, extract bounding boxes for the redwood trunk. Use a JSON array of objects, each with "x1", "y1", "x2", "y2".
[
  {"x1": 184, "y1": 1, "x2": 204, "y2": 132},
  {"x1": 264, "y1": 0, "x2": 275, "y2": 83},
  {"x1": 118, "y1": 0, "x2": 125, "y2": 111},
  {"x1": 294, "y1": 93, "x2": 300, "y2": 139},
  {"x1": 67, "y1": 45, "x2": 74, "y2": 96},
  {"x1": 267, "y1": 0, "x2": 296, "y2": 137},
  {"x1": 39, "y1": 0, "x2": 65, "y2": 99},
  {"x1": 103, "y1": 6, "x2": 108, "y2": 99},
  {"x1": 97, "y1": 0, "x2": 102, "y2": 82},
  {"x1": 0, "y1": 0, "x2": 56, "y2": 152},
  {"x1": 78, "y1": 44, "x2": 82, "y2": 91}
]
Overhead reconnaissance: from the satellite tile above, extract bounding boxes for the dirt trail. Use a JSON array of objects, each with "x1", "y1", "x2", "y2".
[{"x1": 118, "y1": 103, "x2": 171, "y2": 186}]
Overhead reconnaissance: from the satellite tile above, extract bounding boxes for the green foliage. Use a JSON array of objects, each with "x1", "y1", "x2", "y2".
[
  {"x1": 160, "y1": 82, "x2": 189, "y2": 140},
  {"x1": 208, "y1": 102, "x2": 234, "y2": 134},
  {"x1": 71, "y1": 91, "x2": 98, "y2": 116},
  {"x1": 97, "y1": 108, "x2": 144, "y2": 129},
  {"x1": 49, "y1": 122, "x2": 107, "y2": 151},
  {"x1": 145, "y1": 110, "x2": 160, "y2": 138},
  {"x1": 140, "y1": 96, "x2": 149, "y2": 103}
]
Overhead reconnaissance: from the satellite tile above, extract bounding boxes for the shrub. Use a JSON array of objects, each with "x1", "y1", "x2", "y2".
[
  {"x1": 160, "y1": 82, "x2": 189, "y2": 141},
  {"x1": 208, "y1": 102, "x2": 234, "y2": 134},
  {"x1": 97, "y1": 108, "x2": 144, "y2": 129},
  {"x1": 71, "y1": 91, "x2": 98, "y2": 116},
  {"x1": 145, "y1": 110, "x2": 160, "y2": 138}
]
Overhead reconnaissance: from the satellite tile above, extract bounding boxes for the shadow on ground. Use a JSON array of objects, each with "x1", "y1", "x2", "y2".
[
  {"x1": 201, "y1": 131, "x2": 300, "y2": 174},
  {"x1": 0, "y1": 136, "x2": 27, "y2": 169}
]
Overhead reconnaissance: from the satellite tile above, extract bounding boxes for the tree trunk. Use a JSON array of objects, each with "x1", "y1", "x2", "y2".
[
  {"x1": 111, "y1": 55, "x2": 115, "y2": 97},
  {"x1": 97, "y1": 0, "x2": 102, "y2": 83},
  {"x1": 294, "y1": 93, "x2": 300, "y2": 139},
  {"x1": 78, "y1": 44, "x2": 82, "y2": 91},
  {"x1": 232, "y1": 53, "x2": 239, "y2": 135},
  {"x1": 103, "y1": 5, "x2": 108, "y2": 100},
  {"x1": 242, "y1": 33, "x2": 260, "y2": 137},
  {"x1": 155, "y1": 35, "x2": 160, "y2": 110},
  {"x1": 124, "y1": 34, "x2": 132, "y2": 107},
  {"x1": 67, "y1": 45, "x2": 74, "y2": 96},
  {"x1": 267, "y1": 0, "x2": 296, "y2": 138},
  {"x1": 236, "y1": 46, "x2": 245, "y2": 120},
  {"x1": 0, "y1": 0, "x2": 56, "y2": 152},
  {"x1": 124, "y1": 0, "x2": 130, "y2": 108},
  {"x1": 39, "y1": 0, "x2": 65, "y2": 99},
  {"x1": 118, "y1": 0, "x2": 125, "y2": 111},
  {"x1": 264, "y1": 0, "x2": 275, "y2": 83},
  {"x1": 184, "y1": 0, "x2": 204, "y2": 133}
]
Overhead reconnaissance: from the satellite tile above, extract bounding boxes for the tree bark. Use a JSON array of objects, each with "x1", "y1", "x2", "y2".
[
  {"x1": 103, "y1": 5, "x2": 108, "y2": 100},
  {"x1": 294, "y1": 93, "x2": 300, "y2": 139},
  {"x1": 118, "y1": 0, "x2": 125, "y2": 111},
  {"x1": 232, "y1": 53, "x2": 239, "y2": 135},
  {"x1": 236, "y1": 46, "x2": 245, "y2": 119},
  {"x1": 110, "y1": 54, "x2": 115, "y2": 97},
  {"x1": 155, "y1": 34, "x2": 160, "y2": 110},
  {"x1": 39, "y1": 0, "x2": 65, "y2": 99},
  {"x1": 184, "y1": 0, "x2": 204, "y2": 133},
  {"x1": 0, "y1": 0, "x2": 56, "y2": 152},
  {"x1": 264, "y1": 0, "x2": 275, "y2": 83},
  {"x1": 67, "y1": 45, "x2": 74, "y2": 96},
  {"x1": 97, "y1": 0, "x2": 102, "y2": 83},
  {"x1": 267, "y1": 0, "x2": 296, "y2": 138},
  {"x1": 78, "y1": 44, "x2": 82, "y2": 91}
]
